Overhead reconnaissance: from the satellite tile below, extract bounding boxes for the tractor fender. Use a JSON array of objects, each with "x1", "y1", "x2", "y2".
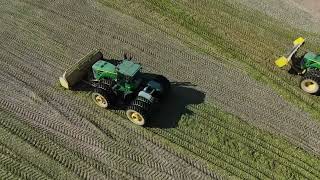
[{"x1": 138, "y1": 91, "x2": 154, "y2": 103}]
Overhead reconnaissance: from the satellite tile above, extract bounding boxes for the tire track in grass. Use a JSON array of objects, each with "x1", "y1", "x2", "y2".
[
  {"x1": 0, "y1": 115, "x2": 82, "y2": 180},
  {"x1": 181, "y1": 104, "x2": 320, "y2": 179},
  {"x1": 97, "y1": 0, "x2": 320, "y2": 155},
  {"x1": 0, "y1": 2, "x2": 224, "y2": 177},
  {"x1": 0, "y1": 100, "x2": 142, "y2": 180},
  {"x1": 2, "y1": 0, "x2": 320, "y2": 178},
  {"x1": 0, "y1": 110, "x2": 146, "y2": 179},
  {"x1": 0, "y1": 151, "x2": 52, "y2": 180},
  {"x1": 0, "y1": 166, "x2": 20, "y2": 180},
  {"x1": 0, "y1": 84, "x2": 215, "y2": 179},
  {"x1": 6, "y1": 0, "x2": 320, "y2": 148},
  {"x1": 153, "y1": 130, "x2": 264, "y2": 179},
  {"x1": 193, "y1": 104, "x2": 320, "y2": 175},
  {"x1": 172, "y1": 117, "x2": 316, "y2": 179},
  {"x1": 0, "y1": 48, "x2": 217, "y2": 179},
  {"x1": 0, "y1": 64, "x2": 210, "y2": 179}
]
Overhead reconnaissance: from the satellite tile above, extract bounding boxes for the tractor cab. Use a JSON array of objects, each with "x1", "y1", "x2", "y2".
[
  {"x1": 92, "y1": 60, "x2": 141, "y2": 81},
  {"x1": 92, "y1": 59, "x2": 142, "y2": 93},
  {"x1": 116, "y1": 60, "x2": 141, "y2": 82},
  {"x1": 114, "y1": 60, "x2": 142, "y2": 93}
]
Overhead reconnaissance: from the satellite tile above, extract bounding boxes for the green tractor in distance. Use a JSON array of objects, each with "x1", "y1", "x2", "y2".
[
  {"x1": 59, "y1": 50, "x2": 170, "y2": 126},
  {"x1": 275, "y1": 37, "x2": 320, "y2": 94}
]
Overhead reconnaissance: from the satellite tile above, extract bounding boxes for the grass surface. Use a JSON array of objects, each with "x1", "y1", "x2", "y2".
[
  {"x1": 152, "y1": 103, "x2": 320, "y2": 179},
  {"x1": 1, "y1": 0, "x2": 320, "y2": 179},
  {"x1": 100, "y1": 0, "x2": 320, "y2": 121}
]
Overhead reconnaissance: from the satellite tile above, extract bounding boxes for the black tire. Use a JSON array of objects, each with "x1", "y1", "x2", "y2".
[
  {"x1": 305, "y1": 69, "x2": 320, "y2": 76},
  {"x1": 126, "y1": 96, "x2": 152, "y2": 125},
  {"x1": 135, "y1": 96, "x2": 152, "y2": 105},
  {"x1": 300, "y1": 70, "x2": 320, "y2": 94},
  {"x1": 91, "y1": 88, "x2": 115, "y2": 108},
  {"x1": 124, "y1": 92, "x2": 135, "y2": 104},
  {"x1": 131, "y1": 98, "x2": 152, "y2": 111},
  {"x1": 100, "y1": 78, "x2": 115, "y2": 88},
  {"x1": 126, "y1": 105, "x2": 148, "y2": 126},
  {"x1": 155, "y1": 75, "x2": 171, "y2": 96}
]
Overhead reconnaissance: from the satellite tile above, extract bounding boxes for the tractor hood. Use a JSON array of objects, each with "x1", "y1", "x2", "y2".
[
  {"x1": 304, "y1": 52, "x2": 317, "y2": 60},
  {"x1": 92, "y1": 60, "x2": 117, "y2": 80},
  {"x1": 304, "y1": 52, "x2": 320, "y2": 62},
  {"x1": 92, "y1": 60, "x2": 116, "y2": 73}
]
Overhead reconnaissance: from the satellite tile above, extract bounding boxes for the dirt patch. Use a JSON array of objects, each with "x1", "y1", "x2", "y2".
[
  {"x1": 293, "y1": 0, "x2": 320, "y2": 18},
  {"x1": 228, "y1": 0, "x2": 320, "y2": 32}
]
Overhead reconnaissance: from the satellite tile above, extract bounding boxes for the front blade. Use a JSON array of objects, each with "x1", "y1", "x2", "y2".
[
  {"x1": 275, "y1": 37, "x2": 305, "y2": 68},
  {"x1": 293, "y1": 37, "x2": 305, "y2": 46},
  {"x1": 59, "y1": 49, "x2": 103, "y2": 89},
  {"x1": 275, "y1": 56, "x2": 289, "y2": 68}
]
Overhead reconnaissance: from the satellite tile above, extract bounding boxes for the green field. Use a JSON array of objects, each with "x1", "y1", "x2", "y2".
[{"x1": 1, "y1": 0, "x2": 320, "y2": 179}]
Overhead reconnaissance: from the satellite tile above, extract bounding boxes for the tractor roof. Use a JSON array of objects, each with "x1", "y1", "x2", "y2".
[{"x1": 117, "y1": 60, "x2": 141, "y2": 77}]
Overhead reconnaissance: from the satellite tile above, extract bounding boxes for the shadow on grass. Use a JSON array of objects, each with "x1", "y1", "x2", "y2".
[{"x1": 146, "y1": 82, "x2": 205, "y2": 129}]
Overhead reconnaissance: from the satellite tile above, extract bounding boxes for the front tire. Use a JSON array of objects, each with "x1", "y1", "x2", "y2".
[
  {"x1": 91, "y1": 88, "x2": 114, "y2": 108},
  {"x1": 126, "y1": 106, "x2": 147, "y2": 126},
  {"x1": 300, "y1": 70, "x2": 320, "y2": 94},
  {"x1": 126, "y1": 97, "x2": 151, "y2": 126}
]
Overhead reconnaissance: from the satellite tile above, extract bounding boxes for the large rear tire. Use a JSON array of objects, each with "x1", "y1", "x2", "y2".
[{"x1": 300, "y1": 70, "x2": 320, "y2": 94}]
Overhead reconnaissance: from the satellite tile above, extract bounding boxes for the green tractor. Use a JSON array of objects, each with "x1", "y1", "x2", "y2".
[
  {"x1": 59, "y1": 50, "x2": 170, "y2": 126},
  {"x1": 275, "y1": 37, "x2": 320, "y2": 94}
]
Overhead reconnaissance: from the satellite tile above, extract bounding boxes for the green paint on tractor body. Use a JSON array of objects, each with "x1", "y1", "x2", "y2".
[
  {"x1": 92, "y1": 59, "x2": 142, "y2": 94},
  {"x1": 301, "y1": 52, "x2": 320, "y2": 70},
  {"x1": 117, "y1": 60, "x2": 141, "y2": 77},
  {"x1": 92, "y1": 60, "x2": 117, "y2": 80}
]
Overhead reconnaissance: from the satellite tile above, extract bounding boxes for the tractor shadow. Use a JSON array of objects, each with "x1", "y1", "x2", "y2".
[{"x1": 146, "y1": 82, "x2": 205, "y2": 128}]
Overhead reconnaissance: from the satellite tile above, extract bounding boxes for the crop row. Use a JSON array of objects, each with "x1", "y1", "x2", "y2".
[
  {"x1": 0, "y1": 141, "x2": 52, "y2": 180},
  {"x1": 0, "y1": 72, "x2": 179, "y2": 179},
  {"x1": 0, "y1": 166, "x2": 20, "y2": 180},
  {"x1": 150, "y1": 104, "x2": 320, "y2": 179},
  {"x1": 192, "y1": 104, "x2": 320, "y2": 176},
  {"x1": 0, "y1": 2, "x2": 235, "y2": 178},
  {"x1": 100, "y1": 0, "x2": 320, "y2": 155},
  {"x1": 2, "y1": 0, "x2": 320, "y2": 179},
  {"x1": 194, "y1": 105, "x2": 320, "y2": 173},
  {"x1": 0, "y1": 47, "x2": 217, "y2": 179}
]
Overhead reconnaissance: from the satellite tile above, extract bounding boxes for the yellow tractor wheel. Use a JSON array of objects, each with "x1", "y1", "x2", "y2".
[
  {"x1": 91, "y1": 88, "x2": 114, "y2": 108},
  {"x1": 126, "y1": 106, "x2": 148, "y2": 126},
  {"x1": 92, "y1": 92, "x2": 108, "y2": 108},
  {"x1": 301, "y1": 79, "x2": 319, "y2": 94}
]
